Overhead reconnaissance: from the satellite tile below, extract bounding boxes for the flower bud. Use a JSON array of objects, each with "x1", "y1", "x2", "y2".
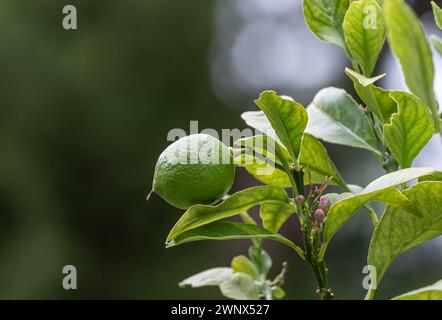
[
  {"x1": 295, "y1": 195, "x2": 305, "y2": 204},
  {"x1": 319, "y1": 197, "x2": 331, "y2": 210},
  {"x1": 314, "y1": 208, "x2": 325, "y2": 222}
]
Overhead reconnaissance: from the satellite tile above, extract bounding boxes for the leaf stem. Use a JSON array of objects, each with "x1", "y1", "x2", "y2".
[{"x1": 365, "y1": 205, "x2": 379, "y2": 226}]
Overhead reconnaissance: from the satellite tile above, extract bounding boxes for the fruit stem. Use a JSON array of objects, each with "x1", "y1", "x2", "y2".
[{"x1": 146, "y1": 189, "x2": 154, "y2": 201}]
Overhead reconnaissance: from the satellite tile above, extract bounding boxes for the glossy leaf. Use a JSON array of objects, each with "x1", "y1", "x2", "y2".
[
  {"x1": 384, "y1": 91, "x2": 434, "y2": 169},
  {"x1": 302, "y1": 0, "x2": 350, "y2": 49},
  {"x1": 166, "y1": 186, "x2": 290, "y2": 241},
  {"x1": 241, "y1": 111, "x2": 279, "y2": 144},
  {"x1": 385, "y1": 0, "x2": 438, "y2": 126},
  {"x1": 299, "y1": 133, "x2": 347, "y2": 188},
  {"x1": 305, "y1": 87, "x2": 380, "y2": 156},
  {"x1": 319, "y1": 167, "x2": 435, "y2": 260},
  {"x1": 343, "y1": 0, "x2": 385, "y2": 76},
  {"x1": 260, "y1": 201, "x2": 296, "y2": 233},
  {"x1": 432, "y1": 1, "x2": 442, "y2": 30},
  {"x1": 167, "y1": 221, "x2": 306, "y2": 260},
  {"x1": 254, "y1": 91, "x2": 308, "y2": 160},
  {"x1": 368, "y1": 182, "x2": 442, "y2": 287},
  {"x1": 346, "y1": 68, "x2": 397, "y2": 124},
  {"x1": 219, "y1": 272, "x2": 261, "y2": 300},
  {"x1": 392, "y1": 280, "x2": 442, "y2": 300},
  {"x1": 347, "y1": 184, "x2": 364, "y2": 194},
  {"x1": 231, "y1": 255, "x2": 259, "y2": 278},
  {"x1": 179, "y1": 268, "x2": 233, "y2": 288}
]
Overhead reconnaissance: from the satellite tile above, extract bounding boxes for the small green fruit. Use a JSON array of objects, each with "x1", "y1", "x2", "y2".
[{"x1": 152, "y1": 134, "x2": 235, "y2": 209}]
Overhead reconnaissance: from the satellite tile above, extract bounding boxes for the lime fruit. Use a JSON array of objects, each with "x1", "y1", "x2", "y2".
[{"x1": 152, "y1": 134, "x2": 235, "y2": 209}]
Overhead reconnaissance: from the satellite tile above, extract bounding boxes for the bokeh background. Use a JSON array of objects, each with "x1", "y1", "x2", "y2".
[{"x1": 0, "y1": 0, "x2": 441, "y2": 299}]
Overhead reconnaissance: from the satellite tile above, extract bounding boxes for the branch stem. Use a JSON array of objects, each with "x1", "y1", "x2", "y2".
[{"x1": 288, "y1": 166, "x2": 334, "y2": 300}]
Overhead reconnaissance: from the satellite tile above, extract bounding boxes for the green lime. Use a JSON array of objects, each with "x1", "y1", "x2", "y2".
[{"x1": 152, "y1": 134, "x2": 235, "y2": 209}]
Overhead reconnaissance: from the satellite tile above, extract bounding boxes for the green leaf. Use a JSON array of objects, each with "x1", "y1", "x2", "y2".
[
  {"x1": 179, "y1": 267, "x2": 262, "y2": 300},
  {"x1": 368, "y1": 182, "x2": 442, "y2": 288},
  {"x1": 299, "y1": 133, "x2": 347, "y2": 188},
  {"x1": 234, "y1": 132, "x2": 347, "y2": 187},
  {"x1": 432, "y1": 36, "x2": 442, "y2": 57},
  {"x1": 166, "y1": 185, "x2": 291, "y2": 241},
  {"x1": 305, "y1": 87, "x2": 380, "y2": 156},
  {"x1": 254, "y1": 91, "x2": 308, "y2": 161},
  {"x1": 347, "y1": 184, "x2": 364, "y2": 194},
  {"x1": 248, "y1": 245, "x2": 273, "y2": 276},
  {"x1": 384, "y1": 0, "x2": 439, "y2": 130},
  {"x1": 179, "y1": 268, "x2": 233, "y2": 288},
  {"x1": 384, "y1": 91, "x2": 434, "y2": 169},
  {"x1": 346, "y1": 68, "x2": 397, "y2": 124},
  {"x1": 343, "y1": 0, "x2": 386, "y2": 76},
  {"x1": 302, "y1": 0, "x2": 350, "y2": 49},
  {"x1": 319, "y1": 167, "x2": 435, "y2": 260},
  {"x1": 322, "y1": 192, "x2": 355, "y2": 207},
  {"x1": 234, "y1": 151, "x2": 290, "y2": 188},
  {"x1": 231, "y1": 255, "x2": 259, "y2": 278},
  {"x1": 233, "y1": 135, "x2": 292, "y2": 187},
  {"x1": 392, "y1": 280, "x2": 442, "y2": 300},
  {"x1": 241, "y1": 111, "x2": 278, "y2": 143},
  {"x1": 234, "y1": 135, "x2": 292, "y2": 164},
  {"x1": 237, "y1": 160, "x2": 291, "y2": 188},
  {"x1": 219, "y1": 272, "x2": 261, "y2": 300},
  {"x1": 167, "y1": 221, "x2": 306, "y2": 260},
  {"x1": 260, "y1": 201, "x2": 296, "y2": 233},
  {"x1": 419, "y1": 171, "x2": 442, "y2": 182},
  {"x1": 432, "y1": 1, "x2": 442, "y2": 30}
]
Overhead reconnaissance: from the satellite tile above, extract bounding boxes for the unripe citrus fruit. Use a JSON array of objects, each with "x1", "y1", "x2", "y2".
[{"x1": 152, "y1": 134, "x2": 235, "y2": 209}]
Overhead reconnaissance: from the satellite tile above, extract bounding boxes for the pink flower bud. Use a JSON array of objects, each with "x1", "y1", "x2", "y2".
[
  {"x1": 295, "y1": 195, "x2": 305, "y2": 204},
  {"x1": 319, "y1": 197, "x2": 331, "y2": 210},
  {"x1": 314, "y1": 208, "x2": 325, "y2": 222}
]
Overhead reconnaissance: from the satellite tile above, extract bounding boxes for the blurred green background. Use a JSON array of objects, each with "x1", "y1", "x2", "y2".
[{"x1": 0, "y1": 0, "x2": 440, "y2": 299}]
